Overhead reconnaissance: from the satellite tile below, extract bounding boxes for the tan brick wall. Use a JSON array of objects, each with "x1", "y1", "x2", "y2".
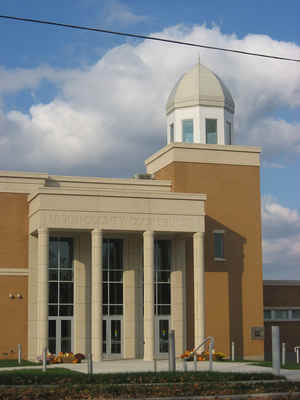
[
  {"x1": 0, "y1": 276, "x2": 28, "y2": 359},
  {"x1": 0, "y1": 193, "x2": 28, "y2": 269},
  {"x1": 0, "y1": 193, "x2": 28, "y2": 359},
  {"x1": 155, "y1": 161, "x2": 264, "y2": 359}
]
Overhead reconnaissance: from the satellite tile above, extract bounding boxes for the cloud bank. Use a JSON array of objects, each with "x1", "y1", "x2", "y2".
[
  {"x1": 1, "y1": 24, "x2": 300, "y2": 176},
  {"x1": 262, "y1": 196, "x2": 300, "y2": 279}
]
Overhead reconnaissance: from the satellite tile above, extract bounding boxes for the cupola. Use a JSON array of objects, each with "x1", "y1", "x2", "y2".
[{"x1": 166, "y1": 63, "x2": 234, "y2": 145}]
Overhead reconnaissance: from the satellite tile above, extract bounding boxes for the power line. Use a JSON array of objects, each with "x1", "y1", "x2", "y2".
[{"x1": 0, "y1": 14, "x2": 300, "y2": 63}]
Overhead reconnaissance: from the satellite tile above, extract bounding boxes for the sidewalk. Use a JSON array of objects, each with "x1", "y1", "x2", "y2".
[{"x1": 1, "y1": 359, "x2": 299, "y2": 381}]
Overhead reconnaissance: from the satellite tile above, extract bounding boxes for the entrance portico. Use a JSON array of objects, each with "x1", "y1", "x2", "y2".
[{"x1": 28, "y1": 183, "x2": 206, "y2": 361}]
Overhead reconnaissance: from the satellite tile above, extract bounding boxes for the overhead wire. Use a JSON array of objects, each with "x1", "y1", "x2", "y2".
[{"x1": 0, "y1": 14, "x2": 300, "y2": 63}]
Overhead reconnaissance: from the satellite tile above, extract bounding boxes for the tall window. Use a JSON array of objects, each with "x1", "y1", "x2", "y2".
[
  {"x1": 48, "y1": 238, "x2": 74, "y2": 317},
  {"x1": 169, "y1": 123, "x2": 174, "y2": 143},
  {"x1": 226, "y1": 121, "x2": 232, "y2": 144},
  {"x1": 103, "y1": 239, "x2": 123, "y2": 316},
  {"x1": 154, "y1": 240, "x2": 171, "y2": 315},
  {"x1": 213, "y1": 232, "x2": 224, "y2": 259},
  {"x1": 182, "y1": 119, "x2": 194, "y2": 143},
  {"x1": 48, "y1": 237, "x2": 74, "y2": 354},
  {"x1": 206, "y1": 119, "x2": 218, "y2": 144}
]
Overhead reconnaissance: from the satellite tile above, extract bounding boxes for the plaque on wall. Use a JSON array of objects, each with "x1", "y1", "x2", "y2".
[{"x1": 251, "y1": 326, "x2": 264, "y2": 340}]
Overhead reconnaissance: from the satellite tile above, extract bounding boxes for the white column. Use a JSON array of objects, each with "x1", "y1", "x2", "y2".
[
  {"x1": 193, "y1": 232, "x2": 205, "y2": 347},
  {"x1": 91, "y1": 229, "x2": 103, "y2": 361},
  {"x1": 143, "y1": 230, "x2": 155, "y2": 360},
  {"x1": 171, "y1": 238, "x2": 186, "y2": 356},
  {"x1": 37, "y1": 228, "x2": 49, "y2": 355},
  {"x1": 123, "y1": 235, "x2": 139, "y2": 358}
]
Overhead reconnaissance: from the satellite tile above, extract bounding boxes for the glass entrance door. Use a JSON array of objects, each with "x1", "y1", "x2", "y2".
[
  {"x1": 155, "y1": 317, "x2": 170, "y2": 356},
  {"x1": 103, "y1": 317, "x2": 122, "y2": 358},
  {"x1": 102, "y1": 239, "x2": 123, "y2": 359},
  {"x1": 154, "y1": 240, "x2": 171, "y2": 358},
  {"x1": 48, "y1": 318, "x2": 73, "y2": 354}
]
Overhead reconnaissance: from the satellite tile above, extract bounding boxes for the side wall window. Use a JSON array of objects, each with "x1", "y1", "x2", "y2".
[
  {"x1": 206, "y1": 119, "x2": 218, "y2": 144},
  {"x1": 213, "y1": 231, "x2": 224, "y2": 259},
  {"x1": 182, "y1": 119, "x2": 194, "y2": 143}
]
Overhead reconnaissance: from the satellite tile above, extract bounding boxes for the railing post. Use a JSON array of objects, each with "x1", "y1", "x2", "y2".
[
  {"x1": 42, "y1": 347, "x2": 47, "y2": 372},
  {"x1": 209, "y1": 340, "x2": 213, "y2": 371},
  {"x1": 17, "y1": 344, "x2": 22, "y2": 365},
  {"x1": 282, "y1": 342, "x2": 286, "y2": 366},
  {"x1": 193, "y1": 352, "x2": 197, "y2": 371}
]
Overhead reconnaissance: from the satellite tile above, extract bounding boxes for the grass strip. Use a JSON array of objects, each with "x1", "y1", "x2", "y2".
[
  {"x1": 0, "y1": 380, "x2": 299, "y2": 399},
  {"x1": 251, "y1": 361, "x2": 300, "y2": 370},
  {"x1": 0, "y1": 360, "x2": 39, "y2": 368}
]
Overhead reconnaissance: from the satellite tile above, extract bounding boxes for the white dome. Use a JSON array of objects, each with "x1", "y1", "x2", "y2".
[{"x1": 166, "y1": 63, "x2": 235, "y2": 115}]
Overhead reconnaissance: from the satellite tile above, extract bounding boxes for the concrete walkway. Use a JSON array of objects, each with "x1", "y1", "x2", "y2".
[{"x1": 1, "y1": 359, "x2": 300, "y2": 381}]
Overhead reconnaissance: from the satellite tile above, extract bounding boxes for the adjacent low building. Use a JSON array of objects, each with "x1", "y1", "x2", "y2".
[
  {"x1": 0, "y1": 63, "x2": 265, "y2": 361},
  {"x1": 264, "y1": 281, "x2": 300, "y2": 361}
]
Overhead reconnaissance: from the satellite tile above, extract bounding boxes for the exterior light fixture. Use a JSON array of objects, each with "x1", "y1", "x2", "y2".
[
  {"x1": 8, "y1": 293, "x2": 14, "y2": 299},
  {"x1": 16, "y1": 293, "x2": 23, "y2": 299}
]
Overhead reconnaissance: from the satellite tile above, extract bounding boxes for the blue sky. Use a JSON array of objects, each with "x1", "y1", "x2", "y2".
[{"x1": 0, "y1": 0, "x2": 299, "y2": 279}]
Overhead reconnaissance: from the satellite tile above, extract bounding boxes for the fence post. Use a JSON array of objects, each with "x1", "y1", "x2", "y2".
[
  {"x1": 272, "y1": 326, "x2": 280, "y2": 375},
  {"x1": 168, "y1": 330, "x2": 176, "y2": 372},
  {"x1": 154, "y1": 358, "x2": 157, "y2": 373},
  {"x1": 17, "y1": 344, "x2": 22, "y2": 365},
  {"x1": 183, "y1": 358, "x2": 187, "y2": 372},
  {"x1": 87, "y1": 352, "x2": 93, "y2": 376},
  {"x1": 282, "y1": 342, "x2": 286, "y2": 366},
  {"x1": 231, "y1": 341, "x2": 235, "y2": 361},
  {"x1": 42, "y1": 347, "x2": 47, "y2": 372},
  {"x1": 295, "y1": 347, "x2": 299, "y2": 364}
]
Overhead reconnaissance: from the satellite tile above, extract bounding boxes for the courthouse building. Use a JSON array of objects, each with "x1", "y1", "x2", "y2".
[{"x1": 0, "y1": 63, "x2": 265, "y2": 361}]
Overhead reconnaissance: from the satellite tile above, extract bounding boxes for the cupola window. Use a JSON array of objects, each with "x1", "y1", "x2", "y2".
[
  {"x1": 226, "y1": 121, "x2": 232, "y2": 145},
  {"x1": 206, "y1": 119, "x2": 218, "y2": 144},
  {"x1": 169, "y1": 123, "x2": 174, "y2": 143},
  {"x1": 182, "y1": 119, "x2": 194, "y2": 143}
]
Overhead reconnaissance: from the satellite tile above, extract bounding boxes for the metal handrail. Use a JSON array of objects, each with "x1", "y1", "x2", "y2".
[
  {"x1": 190, "y1": 336, "x2": 215, "y2": 357},
  {"x1": 182, "y1": 336, "x2": 215, "y2": 371}
]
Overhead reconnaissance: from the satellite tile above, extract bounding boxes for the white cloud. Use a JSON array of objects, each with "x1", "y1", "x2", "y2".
[
  {"x1": 262, "y1": 196, "x2": 300, "y2": 279},
  {"x1": 104, "y1": 1, "x2": 147, "y2": 26},
  {"x1": 0, "y1": 65, "x2": 76, "y2": 94}
]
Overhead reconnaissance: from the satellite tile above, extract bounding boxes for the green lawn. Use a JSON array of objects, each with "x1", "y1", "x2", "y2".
[
  {"x1": 0, "y1": 359, "x2": 40, "y2": 368},
  {"x1": 251, "y1": 361, "x2": 300, "y2": 370}
]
